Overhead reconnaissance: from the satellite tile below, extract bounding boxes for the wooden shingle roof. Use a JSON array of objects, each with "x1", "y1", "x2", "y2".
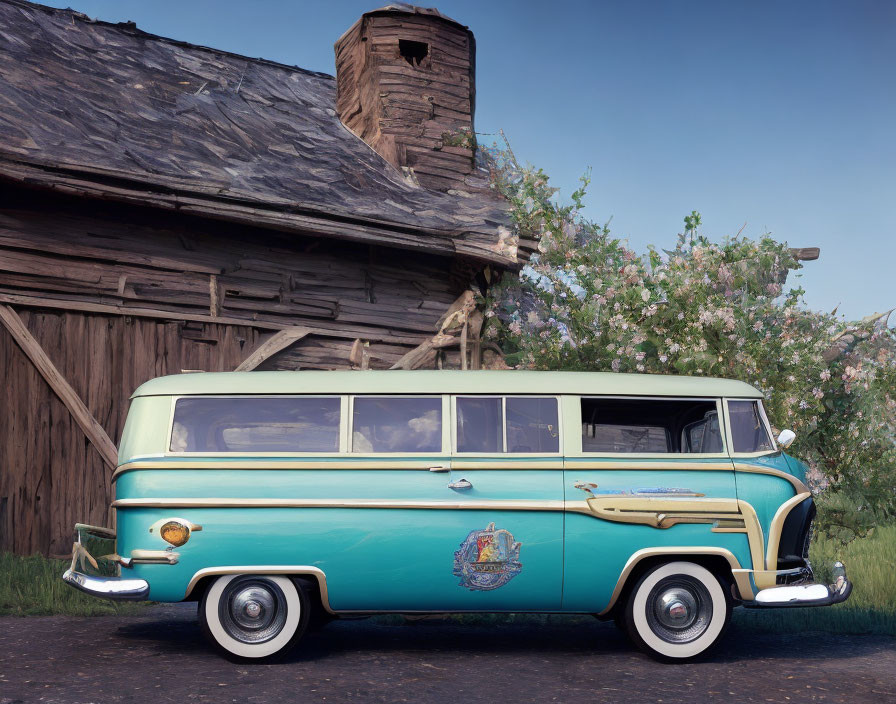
[{"x1": 0, "y1": 0, "x2": 518, "y2": 266}]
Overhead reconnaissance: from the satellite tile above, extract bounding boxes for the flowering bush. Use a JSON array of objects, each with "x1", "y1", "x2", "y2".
[{"x1": 481, "y1": 147, "x2": 896, "y2": 539}]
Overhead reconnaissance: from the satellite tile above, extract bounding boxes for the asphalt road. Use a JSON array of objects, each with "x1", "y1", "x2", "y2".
[{"x1": 0, "y1": 605, "x2": 894, "y2": 704}]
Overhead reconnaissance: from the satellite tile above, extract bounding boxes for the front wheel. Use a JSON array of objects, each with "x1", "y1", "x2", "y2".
[
  {"x1": 622, "y1": 561, "x2": 731, "y2": 662},
  {"x1": 199, "y1": 574, "x2": 310, "y2": 661}
]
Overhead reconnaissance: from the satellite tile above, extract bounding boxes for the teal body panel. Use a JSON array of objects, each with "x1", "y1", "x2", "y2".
[
  {"x1": 560, "y1": 460, "x2": 744, "y2": 612},
  {"x1": 783, "y1": 453, "x2": 809, "y2": 486},
  {"x1": 562, "y1": 518, "x2": 752, "y2": 612},
  {"x1": 733, "y1": 454, "x2": 801, "y2": 557},
  {"x1": 113, "y1": 453, "x2": 808, "y2": 612},
  {"x1": 120, "y1": 507, "x2": 561, "y2": 609},
  {"x1": 116, "y1": 458, "x2": 563, "y2": 610}
]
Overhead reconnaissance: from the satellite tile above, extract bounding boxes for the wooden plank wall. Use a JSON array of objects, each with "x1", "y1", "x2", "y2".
[
  {"x1": 0, "y1": 309, "x2": 261, "y2": 555},
  {"x1": 0, "y1": 187, "x2": 474, "y2": 555},
  {"x1": 0, "y1": 188, "x2": 468, "y2": 359}
]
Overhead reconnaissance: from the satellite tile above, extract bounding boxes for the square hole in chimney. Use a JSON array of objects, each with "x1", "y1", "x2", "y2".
[{"x1": 399, "y1": 39, "x2": 429, "y2": 67}]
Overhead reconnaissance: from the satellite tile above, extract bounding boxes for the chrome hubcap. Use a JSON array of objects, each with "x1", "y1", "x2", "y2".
[
  {"x1": 656, "y1": 588, "x2": 698, "y2": 629},
  {"x1": 219, "y1": 578, "x2": 288, "y2": 644},
  {"x1": 646, "y1": 576, "x2": 713, "y2": 644}
]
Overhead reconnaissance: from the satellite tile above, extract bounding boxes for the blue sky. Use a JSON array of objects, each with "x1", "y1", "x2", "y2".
[{"x1": 40, "y1": 0, "x2": 895, "y2": 321}]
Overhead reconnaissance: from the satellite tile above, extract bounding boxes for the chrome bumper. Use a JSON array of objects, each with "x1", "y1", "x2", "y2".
[
  {"x1": 744, "y1": 561, "x2": 852, "y2": 608},
  {"x1": 62, "y1": 569, "x2": 150, "y2": 601}
]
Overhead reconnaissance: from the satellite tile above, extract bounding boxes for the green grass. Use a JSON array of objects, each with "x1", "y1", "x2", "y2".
[
  {"x1": 0, "y1": 553, "x2": 149, "y2": 616},
  {"x1": 733, "y1": 523, "x2": 896, "y2": 636},
  {"x1": 2, "y1": 525, "x2": 894, "y2": 631}
]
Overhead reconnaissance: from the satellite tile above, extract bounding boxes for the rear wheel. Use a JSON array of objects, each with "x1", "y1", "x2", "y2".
[
  {"x1": 199, "y1": 574, "x2": 310, "y2": 661},
  {"x1": 623, "y1": 561, "x2": 731, "y2": 662}
]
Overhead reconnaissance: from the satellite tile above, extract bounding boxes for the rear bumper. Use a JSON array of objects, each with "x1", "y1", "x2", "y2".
[
  {"x1": 61, "y1": 522, "x2": 151, "y2": 601},
  {"x1": 62, "y1": 569, "x2": 150, "y2": 601}
]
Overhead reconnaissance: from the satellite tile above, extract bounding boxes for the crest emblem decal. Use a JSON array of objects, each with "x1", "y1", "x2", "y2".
[{"x1": 453, "y1": 522, "x2": 522, "y2": 591}]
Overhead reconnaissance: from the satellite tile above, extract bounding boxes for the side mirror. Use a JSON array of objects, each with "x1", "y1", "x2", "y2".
[{"x1": 777, "y1": 429, "x2": 796, "y2": 448}]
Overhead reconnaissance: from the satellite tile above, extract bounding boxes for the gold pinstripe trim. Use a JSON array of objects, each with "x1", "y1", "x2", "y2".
[
  {"x1": 736, "y1": 500, "x2": 766, "y2": 576},
  {"x1": 765, "y1": 491, "x2": 813, "y2": 574},
  {"x1": 112, "y1": 458, "x2": 734, "y2": 481},
  {"x1": 451, "y1": 460, "x2": 563, "y2": 469},
  {"x1": 112, "y1": 459, "x2": 565, "y2": 481},
  {"x1": 563, "y1": 461, "x2": 733, "y2": 471},
  {"x1": 113, "y1": 498, "x2": 568, "y2": 511},
  {"x1": 732, "y1": 462, "x2": 809, "y2": 494},
  {"x1": 566, "y1": 496, "x2": 765, "y2": 572}
]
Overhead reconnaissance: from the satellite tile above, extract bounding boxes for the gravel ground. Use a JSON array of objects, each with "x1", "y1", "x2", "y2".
[{"x1": 0, "y1": 604, "x2": 894, "y2": 703}]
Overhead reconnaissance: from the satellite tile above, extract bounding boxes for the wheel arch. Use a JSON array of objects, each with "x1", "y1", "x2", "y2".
[
  {"x1": 599, "y1": 547, "x2": 746, "y2": 617},
  {"x1": 185, "y1": 566, "x2": 335, "y2": 614}
]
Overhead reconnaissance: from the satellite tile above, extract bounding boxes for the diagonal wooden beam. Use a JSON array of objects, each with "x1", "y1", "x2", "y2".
[
  {"x1": 0, "y1": 305, "x2": 118, "y2": 468},
  {"x1": 390, "y1": 290, "x2": 476, "y2": 370},
  {"x1": 234, "y1": 327, "x2": 311, "y2": 371}
]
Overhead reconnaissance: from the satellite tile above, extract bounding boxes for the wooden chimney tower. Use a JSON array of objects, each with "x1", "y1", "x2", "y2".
[{"x1": 335, "y1": 4, "x2": 477, "y2": 193}]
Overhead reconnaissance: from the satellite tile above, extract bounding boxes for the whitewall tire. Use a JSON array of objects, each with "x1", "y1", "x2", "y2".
[
  {"x1": 199, "y1": 574, "x2": 309, "y2": 661},
  {"x1": 624, "y1": 561, "x2": 731, "y2": 662}
]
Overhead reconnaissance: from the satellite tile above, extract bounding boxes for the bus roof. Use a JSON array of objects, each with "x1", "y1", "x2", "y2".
[{"x1": 132, "y1": 370, "x2": 763, "y2": 399}]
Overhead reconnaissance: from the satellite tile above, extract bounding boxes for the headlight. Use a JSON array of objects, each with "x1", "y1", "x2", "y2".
[{"x1": 149, "y1": 518, "x2": 202, "y2": 547}]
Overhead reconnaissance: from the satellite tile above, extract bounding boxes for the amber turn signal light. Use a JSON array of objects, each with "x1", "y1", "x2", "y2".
[
  {"x1": 159, "y1": 521, "x2": 191, "y2": 547},
  {"x1": 149, "y1": 518, "x2": 201, "y2": 547}
]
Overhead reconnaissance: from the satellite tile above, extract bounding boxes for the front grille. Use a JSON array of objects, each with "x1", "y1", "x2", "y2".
[{"x1": 801, "y1": 517, "x2": 815, "y2": 560}]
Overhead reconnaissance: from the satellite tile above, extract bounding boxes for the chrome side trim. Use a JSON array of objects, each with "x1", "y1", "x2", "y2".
[
  {"x1": 184, "y1": 566, "x2": 335, "y2": 614},
  {"x1": 62, "y1": 569, "x2": 149, "y2": 601},
  {"x1": 130, "y1": 549, "x2": 179, "y2": 565}
]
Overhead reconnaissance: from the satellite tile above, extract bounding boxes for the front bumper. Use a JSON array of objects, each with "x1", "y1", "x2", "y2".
[
  {"x1": 744, "y1": 561, "x2": 852, "y2": 609},
  {"x1": 62, "y1": 569, "x2": 150, "y2": 601}
]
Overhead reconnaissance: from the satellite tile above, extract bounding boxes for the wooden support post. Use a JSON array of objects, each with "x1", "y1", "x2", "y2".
[
  {"x1": 350, "y1": 339, "x2": 370, "y2": 370},
  {"x1": 209, "y1": 274, "x2": 223, "y2": 317},
  {"x1": 468, "y1": 310, "x2": 484, "y2": 370},
  {"x1": 0, "y1": 305, "x2": 119, "y2": 469},
  {"x1": 234, "y1": 327, "x2": 311, "y2": 371}
]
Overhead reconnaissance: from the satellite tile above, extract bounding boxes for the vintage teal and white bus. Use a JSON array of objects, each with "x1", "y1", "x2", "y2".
[{"x1": 63, "y1": 370, "x2": 851, "y2": 662}]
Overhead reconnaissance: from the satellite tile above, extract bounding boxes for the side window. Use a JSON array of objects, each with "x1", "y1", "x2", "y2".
[
  {"x1": 352, "y1": 397, "x2": 442, "y2": 453},
  {"x1": 455, "y1": 396, "x2": 559, "y2": 454},
  {"x1": 506, "y1": 397, "x2": 559, "y2": 453},
  {"x1": 581, "y1": 398, "x2": 723, "y2": 454},
  {"x1": 170, "y1": 396, "x2": 341, "y2": 453},
  {"x1": 728, "y1": 400, "x2": 774, "y2": 453},
  {"x1": 456, "y1": 397, "x2": 503, "y2": 453}
]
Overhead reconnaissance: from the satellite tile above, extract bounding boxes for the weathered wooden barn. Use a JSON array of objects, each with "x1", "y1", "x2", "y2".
[{"x1": 0, "y1": 0, "x2": 529, "y2": 555}]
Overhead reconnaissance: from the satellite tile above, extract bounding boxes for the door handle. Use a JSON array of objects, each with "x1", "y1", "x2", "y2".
[
  {"x1": 429, "y1": 466, "x2": 449, "y2": 473},
  {"x1": 448, "y1": 478, "x2": 472, "y2": 491}
]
